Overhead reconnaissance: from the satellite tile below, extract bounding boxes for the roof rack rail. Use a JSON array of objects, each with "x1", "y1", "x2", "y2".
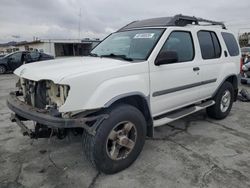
[
  {"x1": 118, "y1": 14, "x2": 226, "y2": 31},
  {"x1": 172, "y1": 14, "x2": 226, "y2": 29}
]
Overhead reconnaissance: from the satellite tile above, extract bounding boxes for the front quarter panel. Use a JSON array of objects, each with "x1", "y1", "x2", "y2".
[{"x1": 59, "y1": 62, "x2": 149, "y2": 112}]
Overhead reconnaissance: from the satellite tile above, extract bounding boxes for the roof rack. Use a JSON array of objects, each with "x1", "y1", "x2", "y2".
[
  {"x1": 118, "y1": 14, "x2": 226, "y2": 31},
  {"x1": 172, "y1": 15, "x2": 226, "y2": 29}
]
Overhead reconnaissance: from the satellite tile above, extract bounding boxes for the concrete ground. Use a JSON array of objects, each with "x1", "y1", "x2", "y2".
[{"x1": 0, "y1": 74, "x2": 250, "y2": 188}]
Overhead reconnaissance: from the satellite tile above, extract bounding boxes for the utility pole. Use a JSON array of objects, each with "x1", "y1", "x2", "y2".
[{"x1": 78, "y1": 8, "x2": 82, "y2": 39}]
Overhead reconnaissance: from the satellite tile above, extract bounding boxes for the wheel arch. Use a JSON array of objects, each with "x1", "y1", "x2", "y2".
[
  {"x1": 213, "y1": 74, "x2": 239, "y2": 101},
  {"x1": 104, "y1": 93, "x2": 154, "y2": 137},
  {"x1": 0, "y1": 64, "x2": 7, "y2": 73}
]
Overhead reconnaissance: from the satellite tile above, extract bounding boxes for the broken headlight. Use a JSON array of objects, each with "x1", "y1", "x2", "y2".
[{"x1": 18, "y1": 78, "x2": 70, "y2": 110}]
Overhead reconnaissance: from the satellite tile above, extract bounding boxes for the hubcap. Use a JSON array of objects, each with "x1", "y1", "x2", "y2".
[
  {"x1": 106, "y1": 121, "x2": 137, "y2": 160},
  {"x1": 220, "y1": 90, "x2": 231, "y2": 113}
]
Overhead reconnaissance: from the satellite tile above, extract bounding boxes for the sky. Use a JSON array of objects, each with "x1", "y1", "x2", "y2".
[{"x1": 0, "y1": 0, "x2": 250, "y2": 43}]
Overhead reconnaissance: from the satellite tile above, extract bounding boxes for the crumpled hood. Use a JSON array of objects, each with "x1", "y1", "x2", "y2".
[{"x1": 14, "y1": 56, "x2": 131, "y2": 83}]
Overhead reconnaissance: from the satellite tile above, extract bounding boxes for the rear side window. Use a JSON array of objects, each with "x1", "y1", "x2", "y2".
[
  {"x1": 221, "y1": 32, "x2": 239, "y2": 56},
  {"x1": 29, "y1": 51, "x2": 40, "y2": 60},
  {"x1": 161, "y1": 31, "x2": 194, "y2": 62},
  {"x1": 41, "y1": 53, "x2": 51, "y2": 58},
  {"x1": 197, "y1": 31, "x2": 221, "y2": 59}
]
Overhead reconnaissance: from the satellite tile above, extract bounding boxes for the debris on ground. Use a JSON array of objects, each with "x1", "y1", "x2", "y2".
[{"x1": 238, "y1": 88, "x2": 250, "y2": 102}]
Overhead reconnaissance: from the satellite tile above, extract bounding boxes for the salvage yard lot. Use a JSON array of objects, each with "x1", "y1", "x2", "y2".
[{"x1": 0, "y1": 74, "x2": 250, "y2": 188}]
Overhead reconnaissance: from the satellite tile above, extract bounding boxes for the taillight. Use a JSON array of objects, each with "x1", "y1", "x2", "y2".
[{"x1": 240, "y1": 58, "x2": 243, "y2": 73}]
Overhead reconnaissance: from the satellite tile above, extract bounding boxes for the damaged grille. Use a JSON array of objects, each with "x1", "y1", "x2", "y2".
[{"x1": 18, "y1": 78, "x2": 70, "y2": 110}]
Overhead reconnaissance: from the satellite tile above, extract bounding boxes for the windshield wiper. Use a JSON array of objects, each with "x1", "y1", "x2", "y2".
[
  {"x1": 89, "y1": 53, "x2": 99, "y2": 57},
  {"x1": 100, "y1": 53, "x2": 133, "y2": 61}
]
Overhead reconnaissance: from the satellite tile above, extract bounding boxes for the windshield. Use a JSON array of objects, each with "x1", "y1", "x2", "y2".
[
  {"x1": 4, "y1": 52, "x2": 17, "y2": 58},
  {"x1": 91, "y1": 29, "x2": 165, "y2": 61}
]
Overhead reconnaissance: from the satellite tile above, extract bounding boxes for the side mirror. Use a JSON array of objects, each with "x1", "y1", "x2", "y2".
[
  {"x1": 155, "y1": 51, "x2": 178, "y2": 66},
  {"x1": 8, "y1": 57, "x2": 14, "y2": 62}
]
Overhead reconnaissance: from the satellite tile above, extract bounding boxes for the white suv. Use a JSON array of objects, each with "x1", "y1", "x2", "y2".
[{"x1": 7, "y1": 15, "x2": 241, "y2": 174}]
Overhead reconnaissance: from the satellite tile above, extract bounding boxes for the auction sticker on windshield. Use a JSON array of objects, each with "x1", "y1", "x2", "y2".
[{"x1": 134, "y1": 33, "x2": 155, "y2": 39}]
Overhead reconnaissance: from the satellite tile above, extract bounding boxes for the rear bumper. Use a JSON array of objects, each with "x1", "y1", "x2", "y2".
[
  {"x1": 241, "y1": 76, "x2": 250, "y2": 84},
  {"x1": 7, "y1": 92, "x2": 107, "y2": 134}
]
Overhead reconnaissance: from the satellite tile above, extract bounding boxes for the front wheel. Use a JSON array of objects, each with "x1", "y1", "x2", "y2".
[
  {"x1": 206, "y1": 81, "x2": 234, "y2": 120},
  {"x1": 82, "y1": 104, "x2": 146, "y2": 174}
]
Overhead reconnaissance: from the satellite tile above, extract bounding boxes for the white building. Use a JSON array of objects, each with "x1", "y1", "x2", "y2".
[
  {"x1": 14, "y1": 38, "x2": 101, "y2": 57},
  {"x1": 0, "y1": 45, "x2": 19, "y2": 55}
]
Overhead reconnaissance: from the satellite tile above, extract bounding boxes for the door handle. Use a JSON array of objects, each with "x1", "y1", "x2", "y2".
[{"x1": 193, "y1": 67, "x2": 200, "y2": 71}]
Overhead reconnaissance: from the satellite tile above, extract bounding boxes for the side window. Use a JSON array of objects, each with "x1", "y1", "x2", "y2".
[
  {"x1": 29, "y1": 51, "x2": 40, "y2": 60},
  {"x1": 197, "y1": 31, "x2": 221, "y2": 59},
  {"x1": 161, "y1": 31, "x2": 194, "y2": 62},
  {"x1": 221, "y1": 32, "x2": 239, "y2": 56},
  {"x1": 9, "y1": 52, "x2": 22, "y2": 62}
]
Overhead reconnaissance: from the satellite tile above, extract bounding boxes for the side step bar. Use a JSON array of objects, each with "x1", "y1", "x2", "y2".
[{"x1": 153, "y1": 100, "x2": 215, "y2": 127}]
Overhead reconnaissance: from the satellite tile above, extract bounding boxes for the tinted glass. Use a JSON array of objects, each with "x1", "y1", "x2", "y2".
[
  {"x1": 9, "y1": 52, "x2": 22, "y2": 62},
  {"x1": 222, "y1": 32, "x2": 239, "y2": 56},
  {"x1": 198, "y1": 31, "x2": 216, "y2": 59},
  {"x1": 91, "y1": 29, "x2": 164, "y2": 60},
  {"x1": 211, "y1": 32, "x2": 221, "y2": 58},
  {"x1": 41, "y1": 53, "x2": 52, "y2": 58},
  {"x1": 161, "y1": 31, "x2": 194, "y2": 62},
  {"x1": 29, "y1": 51, "x2": 40, "y2": 60}
]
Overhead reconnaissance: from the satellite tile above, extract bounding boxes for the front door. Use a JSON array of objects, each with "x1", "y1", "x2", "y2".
[
  {"x1": 150, "y1": 30, "x2": 203, "y2": 117},
  {"x1": 8, "y1": 52, "x2": 23, "y2": 70}
]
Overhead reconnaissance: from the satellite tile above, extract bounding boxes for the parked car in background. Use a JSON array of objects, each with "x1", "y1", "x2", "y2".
[
  {"x1": 241, "y1": 61, "x2": 250, "y2": 84},
  {"x1": 241, "y1": 47, "x2": 250, "y2": 57},
  {"x1": 0, "y1": 51, "x2": 54, "y2": 74}
]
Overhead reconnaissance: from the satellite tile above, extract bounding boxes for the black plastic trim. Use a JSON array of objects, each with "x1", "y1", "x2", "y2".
[
  {"x1": 118, "y1": 15, "x2": 226, "y2": 32},
  {"x1": 7, "y1": 92, "x2": 107, "y2": 133},
  {"x1": 153, "y1": 78, "x2": 217, "y2": 97}
]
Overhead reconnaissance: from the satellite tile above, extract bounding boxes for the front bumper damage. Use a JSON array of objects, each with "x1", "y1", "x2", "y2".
[{"x1": 7, "y1": 92, "x2": 108, "y2": 137}]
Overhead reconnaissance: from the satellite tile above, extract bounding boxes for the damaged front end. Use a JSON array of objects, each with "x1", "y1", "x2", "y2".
[
  {"x1": 7, "y1": 78, "x2": 108, "y2": 139},
  {"x1": 17, "y1": 78, "x2": 69, "y2": 111}
]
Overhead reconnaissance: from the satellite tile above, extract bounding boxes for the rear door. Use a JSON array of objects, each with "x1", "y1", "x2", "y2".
[
  {"x1": 7, "y1": 52, "x2": 23, "y2": 70},
  {"x1": 196, "y1": 30, "x2": 232, "y2": 99}
]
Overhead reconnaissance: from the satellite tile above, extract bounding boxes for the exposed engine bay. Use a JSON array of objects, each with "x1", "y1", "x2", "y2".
[
  {"x1": 14, "y1": 78, "x2": 81, "y2": 139},
  {"x1": 9, "y1": 78, "x2": 107, "y2": 139},
  {"x1": 17, "y1": 78, "x2": 70, "y2": 110}
]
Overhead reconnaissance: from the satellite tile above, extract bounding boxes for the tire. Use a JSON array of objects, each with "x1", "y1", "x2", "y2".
[
  {"x1": 206, "y1": 81, "x2": 234, "y2": 120},
  {"x1": 0, "y1": 65, "x2": 6, "y2": 74},
  {"x1": 82, "y1": 104, "x2": 146, "y2": 174}
]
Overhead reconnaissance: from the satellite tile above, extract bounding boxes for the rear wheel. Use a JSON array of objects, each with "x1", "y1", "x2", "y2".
[
  {"x1": 206, "y1": 82, "x2": 234, "y2": 120},
  {"x1": 82, "y1": 104, "x2": 146, "y2": 174},
  {"x1": 0, "y1": 65, "x2": 6, "y2": 74}
]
